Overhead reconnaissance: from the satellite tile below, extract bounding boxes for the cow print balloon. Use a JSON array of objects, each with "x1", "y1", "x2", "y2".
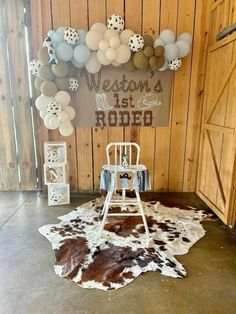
[
  {"x1": 29, "y1": 59, "x2": 42, "y2": 77},
  {"x1": 128, "y1": 34, "x2": 144, "y2": 52},
  {"x1": 69, "y1": 77, "x2": 79, "y2": 91},
  {"x1": 64, "y1": 27, "x2": 79, "y2": 45},
  {"x1": 47, "y1": 101, "x2": 62, "y2": 116},
  {"x1": 168, "y1": 58, "x2": 182, "y2": 70},
  {"x1": 107, "y1": 14, "x2": 124, "y2": 33}
]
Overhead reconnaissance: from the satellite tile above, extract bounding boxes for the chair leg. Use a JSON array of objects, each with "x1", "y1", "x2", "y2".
[
  {"x1": 135, "y1": 191, "x2": 150, "y2": 239},
  {"x1": 121, "y1": 189, "x2": 126, "y2": 211},
  {"x1": 101, "y1": 192, "x2": 109, "y2": 216},
  {"x1": 99, "y1": 190, "x2": 113, "y2": 237}
]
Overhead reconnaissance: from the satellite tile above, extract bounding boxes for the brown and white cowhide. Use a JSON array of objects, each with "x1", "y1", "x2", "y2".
[{"x1": 39, "y1": 197, "x2": 211, "y2": 290}]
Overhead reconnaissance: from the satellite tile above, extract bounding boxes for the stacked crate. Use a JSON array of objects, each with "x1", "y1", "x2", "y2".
[{"x1": 44, "y1": 142, "x2": 70, "y2": 206}]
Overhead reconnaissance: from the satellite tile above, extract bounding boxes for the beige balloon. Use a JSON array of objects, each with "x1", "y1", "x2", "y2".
[
  {"x1": 119, "y1": 29, "x2": 134, "y2": 45},
  {"x1": 91, "y1": 22, "x2": 107, "y2": 35},
  {"x1": 86, "y1": 30, "x2": 103, "y2": 51},
  {"x1": 116, "y1": 45, "x2": 131, "y2": 64},
  {"x1": 104, "y1": 29, "x2": 119, "y2": 41},
  {"x1": 97, "y1": 50, "x2": 111, "y2": 65}
]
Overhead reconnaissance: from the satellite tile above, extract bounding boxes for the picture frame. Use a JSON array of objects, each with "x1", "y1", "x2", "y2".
[
  {"x1": 44, "y1": 164, "x2": 67, "y2": 185},
  {"x1": 48, "y1": 184, "x2": 70, "y2": 206},
  {"x1": 44, "y1": 141, "x2": 67, "y2": 165}
]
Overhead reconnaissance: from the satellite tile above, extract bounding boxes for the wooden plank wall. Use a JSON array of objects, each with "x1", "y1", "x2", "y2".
[{"x1": 0, "y1": 0, "x2": 210, "y2": 191}]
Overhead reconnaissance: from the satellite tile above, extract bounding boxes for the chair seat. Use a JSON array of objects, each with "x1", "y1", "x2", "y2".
[{"x1": 102, "y1": 164, "x2": 147, "y2": 172}]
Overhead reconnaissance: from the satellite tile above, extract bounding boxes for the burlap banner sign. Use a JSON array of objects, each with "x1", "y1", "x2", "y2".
[{"x1": 74, "y1": 67, "x2": 173, "y2": 127}]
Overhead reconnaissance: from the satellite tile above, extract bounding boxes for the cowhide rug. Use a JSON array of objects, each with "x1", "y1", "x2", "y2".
[{"x1": 39, "y1": 197, "x2": 212, "y2": 290}]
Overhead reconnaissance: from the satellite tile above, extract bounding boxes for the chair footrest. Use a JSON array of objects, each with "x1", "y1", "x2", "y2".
[
  {"x1": 109, "y1": 201, "x2": 139, "y2": 205},
  {"x1": 107, "y1": 213, "x2": 142, "y2": 217}
]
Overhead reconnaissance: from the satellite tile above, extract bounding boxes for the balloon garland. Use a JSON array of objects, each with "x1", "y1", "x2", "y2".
[{"x1": 29, "y1": 14, "x2": 192, "y2": 137}]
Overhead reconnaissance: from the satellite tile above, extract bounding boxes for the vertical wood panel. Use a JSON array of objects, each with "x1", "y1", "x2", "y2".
[
  {"x1": 0, "y1": 0, "x2": 19, "y2": 189},
  {"x1": 88, "y1": 0, "x2": 108, "y2": 189},
  {"x1": 168, "y1": 0, "x2": 196, "y2": 191},
  {"x1": 70, "y1": 0, "x2": 93, "y2": 191},
  {"x1": 30, "y1": 0, "x2": 51, "y2": 189},
  {"x1": 5, "y1": 0, "x2": 37, "y2": 189},
  {"x1": 154, "y1": 0, "x2": 178, "y2": 191},
  {"x1": 51, "y1": 0, "x2": 78, "y2": 191},
  {"x1": 140, "y1": 0, "x2": 160, "y2": 188},
  {"x1": 183, "y1": 0, "x2": 210, "y2": 191}
]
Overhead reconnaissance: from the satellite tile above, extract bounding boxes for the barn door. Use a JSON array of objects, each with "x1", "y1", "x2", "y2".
[{"x1": 197, "y1": 32, "x2": 236, "y2": 226}]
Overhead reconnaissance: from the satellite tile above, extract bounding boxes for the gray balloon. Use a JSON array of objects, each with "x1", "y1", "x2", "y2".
[
  {"x1": 38, "y1": 65, "x2": 55, "y2": 81},
  {"x1": 34, "y1": 77, "x2": 43, "y2": 91},
  {"x1": 52, "y1": 60, "x2": 69, "y2": 77},
  {"x1": 55, "y1": 77, "x2": 70, "y2": 90},
  {"x1": 40, "y1": 81, "x2": 57, "y2": 97},
  {"x1": 38, "y1": 47, "x2": 49, "y2": 65},
  {"x1": 67, "y1": 62, "x2": 77, "y2": 77}
]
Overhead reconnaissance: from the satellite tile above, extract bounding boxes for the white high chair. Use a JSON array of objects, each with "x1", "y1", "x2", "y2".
[{"x1": 99, "y1": 142, "x2": 150, "y2": 240}]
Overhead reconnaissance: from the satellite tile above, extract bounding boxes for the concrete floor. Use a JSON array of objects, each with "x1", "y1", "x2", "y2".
[{"x1": 0, "y1": 191, "x2": 236, "y2": 314}]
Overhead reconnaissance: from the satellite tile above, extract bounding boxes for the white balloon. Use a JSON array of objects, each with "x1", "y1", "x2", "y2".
[
  {"x1": 99, "y1": 40, "x2": 109, "y2": 51},
  {"x1": 39, "y1": 109, "x2": 48, "y2": 119},
  {"x1": 158, "y1": 60, "x2": 169, "y2": 72},
  {"x1": 119, "y1": 29, "x2": 134, "y2": 45},
  {"x1": 160, "y1": 29, "x2": 175, "y2": 44},
  {"x1": 164, "y1": 43, "x2": 179, "y2": 60},
  {"x1": 58, "y1": 111, "x2": 70, "y2": 121},
  {"x1": 91, "y1": 22, "x2": 107, "y2": 35},
  {"x1": 153, "y1": 38, "x2": 165, "y2": 48},
  {"x1": 97, "y1": 50, "x2": 111, "y2": 65},
  {"x1": 44, "y1": 114, "x2": 54, "y2": 129},
  {"x1": 54, "y1": 91, "x2": 71, "y2": 106},
  {"x1": 106, "y1": 48, "x2": 117, "y2": 61},
  {"x1": 85, "y1": 30, "x2": 103, "y2": 51},
  {"x1": 59, "y1": 121, "x2": 74, "y2": 137},
  {"x1": 35, "y1": 94, "x2": 52, "y2": 111},
  {"x1": 112, "y1": 60, "x2": 121, "y2": 67},
  {"x1": 48, "y1": 116, "x2": 61, "y2": 129},
  {"x1": 85, "y1": 52, "x2": 102, "y2": 74},
  {"x1": 177, "y1": 32, "x2": 192, "y2": 44},
  {"x1": 109, "y1": 36, "x2": 120, "y2": 48},
  {"x1": 116, "y1": 44, "x2": 131, "y2": 64},
  {"x1": 176, "y1": 40, "x2": 191, "y2": 58},
  {"x1": 63, "y1": 106, "x2": 76, "y2": 120},
  {"x1": 104, "y1": 29, "x2": 119, "y2": 41}
]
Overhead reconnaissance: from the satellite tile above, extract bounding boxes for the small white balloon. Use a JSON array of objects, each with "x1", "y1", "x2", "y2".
[
  {"x1": 54, "y1": 91, "x2": 71, "y2": 106},
  {"x1": 153, "y1": 38, "x2": 165, "y2": 48},
  {"x1": 177, "y1": 32, "x2": 192, "y2": 44},
  {"x1": 91, "y1": 22, "x2": 107, "y2": 35},
  {"x1": 160, "y1": 29, "x2": 176, "y2": 44},
  {"x1": 63, "y1": 106, "x2": 76, "y2": 120},
  {"x1": 35, "y1": 94, "x2": 52, "y2": 111},
  {"x1": 109, "y1": 36, "x2": 120, "y2": 48},
  {"x1": 97, "y1": 50, "x2": 111, "y2": 65},
  {"x1": 99, "y1": 40, "x2": 109, "y2": 51},
  {"x1": 58, "y1": 111, "x2": 70, "y2": 122},
  {"x1": 39, "y1": 109, "x2": 48, "y2": 119},
  {"x1": 44, "y1": 114, "x2": 54, "y2": 129},
  {"x1": 85, "y1": 52, "x2": 102, "y2": 74},
  {"x1": 158, "y1": 60, "x2": 169, "y2": 72},
  {"x1": 164, "y1": 43, "x2": 179, "y2": 60},
  {"x1": 49, "y1": 116, "x2": 61, "y2": 129},
  {"x1": 119, "y1": 29, "x2": 134, "y2": 45},
  {"x1": 175, "y1": 40, "x2": 191, "y2": 58},
  {"x1": 106, "y1": 47, "x2": 117, "y2": 61},
  {"x1": 104, "y1": 29, "x2": 119, "y2": 41},
  {"x1": 59, "y1": 121, "x2": 74, "y2": 137}
]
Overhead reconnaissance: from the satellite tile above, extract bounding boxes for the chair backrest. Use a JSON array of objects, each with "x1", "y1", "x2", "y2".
[{"x1": 106, "y1": 142, "x2": 140, "y2": 165}]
